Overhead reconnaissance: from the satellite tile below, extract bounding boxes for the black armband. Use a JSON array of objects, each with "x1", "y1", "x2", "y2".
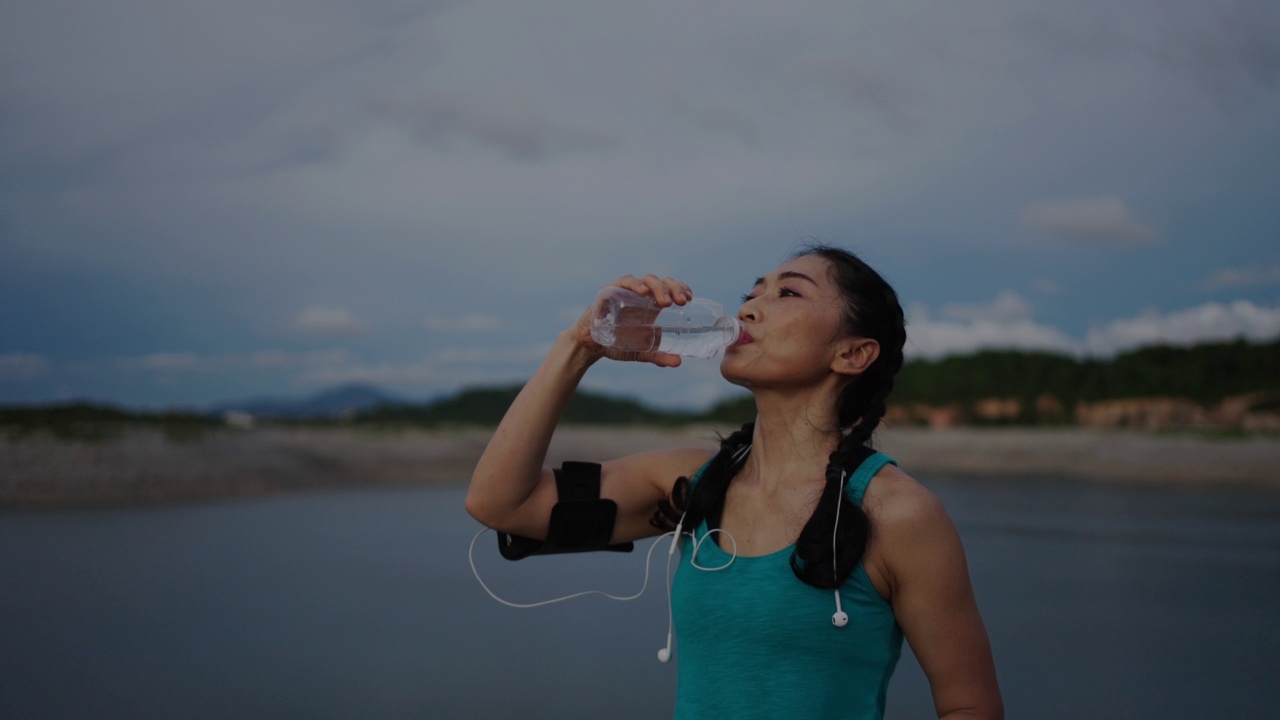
[{"x1": 497, "y1": 461, "x2": 635, "y2": 560}]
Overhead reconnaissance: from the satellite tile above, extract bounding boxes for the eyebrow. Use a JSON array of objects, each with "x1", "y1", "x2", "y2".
[{"x1": 753, "y1": 270, "x2": 820, "y2": 287}]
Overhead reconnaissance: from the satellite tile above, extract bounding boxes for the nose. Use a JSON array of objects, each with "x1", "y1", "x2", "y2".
[{"x1": 737, "y1": 298, "x2": 757, "y2": 323}]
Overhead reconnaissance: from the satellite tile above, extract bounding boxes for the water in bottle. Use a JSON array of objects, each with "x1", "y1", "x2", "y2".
[{"x1": 589, "y1": 287, "x2": 741, "y2": 359}]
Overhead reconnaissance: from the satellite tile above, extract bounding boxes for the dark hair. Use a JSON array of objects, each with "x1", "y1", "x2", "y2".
[{"x1": 680, "y1": 244, "x2": 907, "y2": 589}]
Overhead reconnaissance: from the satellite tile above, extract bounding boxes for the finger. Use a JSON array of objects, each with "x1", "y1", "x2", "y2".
[
  {"x1": 637, "y1": 274, "x2": 674, "y2": 305},
  {"x1": 646, "y1": 351, "x2": 683, "y2": 368},
  {"x1": 635, "y1": 275, "x2": 692, "y2": 306},
  {"x1": 603, "y1": 347, "x2": 683, "y2": 368}
]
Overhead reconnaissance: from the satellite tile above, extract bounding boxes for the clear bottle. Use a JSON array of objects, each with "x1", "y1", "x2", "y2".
[{"x1": 589, "y1": 286, "x2": 741, "y2": 359}]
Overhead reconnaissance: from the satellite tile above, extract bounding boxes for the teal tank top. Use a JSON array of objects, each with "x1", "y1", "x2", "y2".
[{"x1": 670, "y1": 452, "x2": 903, "y2": 720}]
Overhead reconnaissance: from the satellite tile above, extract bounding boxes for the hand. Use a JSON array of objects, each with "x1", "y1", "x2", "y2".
[{"x1": 569, "y1": 274, "x2": 695, "y2": 368}]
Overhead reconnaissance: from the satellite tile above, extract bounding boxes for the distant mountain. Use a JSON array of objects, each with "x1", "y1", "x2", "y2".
[{"x1": 211, "y1": 384, "x2": 402, "y2": 419}]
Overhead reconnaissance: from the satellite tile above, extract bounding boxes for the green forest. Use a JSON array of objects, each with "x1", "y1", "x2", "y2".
[
  {"x1": 3, "y1": 337, "x2": 1278, "y2": 436},
  {"x1": 333, "y1": 337, "x2": 1280, "y2": 429}
]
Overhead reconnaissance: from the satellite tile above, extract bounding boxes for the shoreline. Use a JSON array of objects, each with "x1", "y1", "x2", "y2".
[{"x1": 3, "y1": 425, "x2": 1278, "y2": 508}]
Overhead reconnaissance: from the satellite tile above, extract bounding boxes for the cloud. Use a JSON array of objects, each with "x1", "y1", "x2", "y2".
[
  {"x1": 249, "y1": 349, "x2": 357, "y2": 369},
  {"x1": 654, "y1": 71, "x2": 759, "y2": 144},
  {"x1": 1032, "y1": 277, "x2": 1063, "y2": 295},
  {"x1": 2, "y1": 1, "x2": 1278, "y2": 411},
  {"x1": 425, "y1": 313, "x2": 502, "y2": 333},
  {"x1": 941, "y1": 290, "x2": 1035, "y2": 323},
  {"x1": 291, "y1": 343, "x2": 552, "y2": 389},
  {"x1": 1084, "y1": 300, "x2": 1280, "y2": 355},
  {"x1": 904, "y1": 291, "x2": 1078, "y2": 357},
  {"x1": 117, "y1": 353, "x2": 201, "y2": 371},
  {"x1": 293, "y1": 306, "x2": 368, "y2": 335},
  {"x1": 907, "y1": 294, "x2": 1280, "y2": 360},
  {"x1": 0, "y1": 353, "x2": 50, "y2": 382},
  {"x1": 1201, "y1": 265, "x2": 1280, "y2": 290},
  {"x1": 1020, "y1": 196, "x2": 1159, "y2": 245},
  {"x1": 116, "y1": 350, "x2": 358, "y2": 374},
  {"x1": 377, "y1": 88, "x2": 621, "y2": 161},
  {"x1": 296, "y1": 358, "x2": 442, "y2": 388},
  {"x1": 906, "y1": 313, "x2": 1080, "y2": 359}
]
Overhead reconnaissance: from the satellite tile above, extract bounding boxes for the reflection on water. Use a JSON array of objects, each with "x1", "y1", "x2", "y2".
[{"x1": 2, "y1": 476, "x2": 1278, "y2": 720}]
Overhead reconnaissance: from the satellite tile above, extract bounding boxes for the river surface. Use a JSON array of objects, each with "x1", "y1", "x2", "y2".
[{"x1": 2, "y1": 474, "x2": 1279, "y2": 719}]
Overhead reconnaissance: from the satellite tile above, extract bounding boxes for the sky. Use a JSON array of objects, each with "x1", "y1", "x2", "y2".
[{"x1": 2, "y1": 0, "x2": 1278, "y2": 411}]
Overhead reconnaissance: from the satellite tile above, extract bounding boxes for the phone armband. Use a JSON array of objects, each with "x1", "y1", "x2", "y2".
[{"x1": 497, "y1": 461, "x2": 635, "y2": 560}]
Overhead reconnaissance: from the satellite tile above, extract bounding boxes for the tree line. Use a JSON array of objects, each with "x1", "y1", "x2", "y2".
[
  {"x1": 357, "y1": 337, "x2": 1279, "y2": 428},
  {"x1": 893, "y1": 338, "x2": 1279, "y2": 408},
  {"x1": 2, "y1": 337, "x2": 1276, "y2": 435}
]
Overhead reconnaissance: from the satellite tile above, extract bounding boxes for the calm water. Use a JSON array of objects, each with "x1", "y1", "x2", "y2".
[{"x1": 2, "y1": 474, "x2": 1279, "y2": 719}]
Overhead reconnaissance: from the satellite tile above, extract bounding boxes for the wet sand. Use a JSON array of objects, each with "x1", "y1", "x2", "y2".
[{"x1": 2, "y1": 425, "x2": 1277, "y2": 507}]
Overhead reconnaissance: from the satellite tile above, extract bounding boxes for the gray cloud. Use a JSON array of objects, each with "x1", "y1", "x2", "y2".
[
  {"x1": 377, "y1": 88, "x2": 622, "y2": 161},
  {"x1": 425, "y1": 313, "x2": 502, "y2": 333},
  {"x1": 1020, "y1": 196, "x2": 1159, "y2": 245},
  {"x1": 1, "y1": 0, "x2": 1277, "y2": 407},
  {"x1": 942, "y1": 291, "x2": 1036, "y2": 324},
  {"x1": 0, "y1": 353, "x2": 50, "y2": 382},
  {"x1": 1085, "y1": 300, "x2": 1280, "y2": 354},
  {"x1": 1202, "y1": 265, "x2": 1280, "y2": 290},
  {"x1": 909, "y1": 297, "x2": 1280, "y2": 359},
  {"x1": 1014, "y1": 0, "x2": 1280, "y2": 109},
  {"x1": 293, "y1": 307, "x2": 369, "y2": 336}
]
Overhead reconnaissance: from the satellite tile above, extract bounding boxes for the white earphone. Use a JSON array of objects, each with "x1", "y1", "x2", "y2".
[
  {"x1": 657, "y1": 516, "x2": 683, "y2": 662},
  {"x1": 831, "y1": 468, "x2": 849, "y2": 628},
  {"x1": 472, "y1": 444, "x2": 851, "y2": 668},
  {"x1": 657, "y1": 513, "x2": 737, "y2": 662}
]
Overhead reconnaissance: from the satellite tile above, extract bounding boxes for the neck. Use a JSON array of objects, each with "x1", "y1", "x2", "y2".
[{"x1": 741, "y1": 383, "x2": 843, "y2": 494}]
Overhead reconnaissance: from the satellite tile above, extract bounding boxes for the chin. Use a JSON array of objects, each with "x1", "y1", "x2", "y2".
[{"x1": 718, "y1": 357, "x2": 754, "y2": 389}]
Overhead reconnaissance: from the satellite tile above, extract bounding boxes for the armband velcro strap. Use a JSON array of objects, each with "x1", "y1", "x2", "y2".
[{"x1": 497, "y1": 461, "x2": 636, "y2": 561}]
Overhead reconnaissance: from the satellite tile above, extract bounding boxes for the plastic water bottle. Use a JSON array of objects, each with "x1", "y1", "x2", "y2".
[{"x1": 589, "y1": 287, "x2": 741, "y2": 359}]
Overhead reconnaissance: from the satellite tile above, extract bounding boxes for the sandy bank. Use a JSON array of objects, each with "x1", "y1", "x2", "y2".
[{"x1": 2, "y1": 425, "x2": 1277, "y2": 508}]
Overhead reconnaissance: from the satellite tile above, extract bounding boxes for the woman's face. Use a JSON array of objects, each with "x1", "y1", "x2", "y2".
[{"x1": 720, "y1": 254, "x2": 852, "y2": 389}]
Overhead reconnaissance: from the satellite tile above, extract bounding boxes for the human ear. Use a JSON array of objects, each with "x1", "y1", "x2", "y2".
[{"x1": 832, "y1": 338, "x2": 879, "y2": 376}]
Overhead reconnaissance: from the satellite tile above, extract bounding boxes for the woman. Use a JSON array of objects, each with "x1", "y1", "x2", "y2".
[{"x1": 466, "y1": 245, "x2": 1003, "y2": 719}]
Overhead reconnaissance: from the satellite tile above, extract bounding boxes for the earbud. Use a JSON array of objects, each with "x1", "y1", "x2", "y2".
[
  {"x1": 657, "y1": 645, "x2": 672, "y2": 663},
  {"x1": 831, "y1": 470, "x2": 849, "y2": 628},
  {"x1": 832, "y1": 590, "x2": 849, "y2": 627}
]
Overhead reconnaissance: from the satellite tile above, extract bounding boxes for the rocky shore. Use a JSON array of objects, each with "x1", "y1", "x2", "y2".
[{"x1": 2, "y1": 425, "x2": 1277, "y2": 508}]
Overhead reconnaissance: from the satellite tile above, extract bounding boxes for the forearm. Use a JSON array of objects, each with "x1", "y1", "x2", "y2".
[{"x1": 465, "y1": 331, "x2": 598, "y2": 527}]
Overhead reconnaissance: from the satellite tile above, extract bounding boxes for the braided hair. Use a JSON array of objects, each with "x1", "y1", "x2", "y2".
[{"x1": 671, "y1": 244, "x2": 907, "y2": 590}]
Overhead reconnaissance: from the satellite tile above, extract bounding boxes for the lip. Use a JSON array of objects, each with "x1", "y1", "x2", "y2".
[{"x1": 730, "y1": 329, "x2": 755, "y2": 348}]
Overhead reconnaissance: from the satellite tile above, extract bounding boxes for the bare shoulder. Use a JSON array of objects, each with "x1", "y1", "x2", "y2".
[
  {"x1": 862, "y1": 463, "x2": 963, "y2": 569},
  {"x1": 862, "y1": 464, "x2": 949, "y2": 529}
]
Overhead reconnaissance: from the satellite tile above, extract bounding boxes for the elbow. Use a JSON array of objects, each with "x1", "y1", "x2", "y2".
[
  {"x1": 466, "y1": 466, "x2": 546, "y2": 537},
  {"x1": 465, "y1": 472, "x2": 522, "y2": 531},
  {"x1": 464, "y1": 484, "x2": 499, "y2": 528}
]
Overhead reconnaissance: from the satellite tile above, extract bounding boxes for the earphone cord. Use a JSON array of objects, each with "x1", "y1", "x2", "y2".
[
  {"x1": 833, "y1": 469, "x2": 844, "y2": 578},
  {"x1": 468, "y1": 527, "x2": 676, "y2": 608}
]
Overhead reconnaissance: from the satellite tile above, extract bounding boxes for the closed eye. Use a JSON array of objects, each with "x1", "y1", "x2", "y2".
[{"x1": 740, "y1": 287, "x2": 801, "y2": 303}]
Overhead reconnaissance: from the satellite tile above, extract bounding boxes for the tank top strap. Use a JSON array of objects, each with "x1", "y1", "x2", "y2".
[
  {"x1": 845, "y1": 451, "x2": 897, "y2": 506},
  {"x1": 687, "y1": 455, "x2": 717, "y2": 489}
]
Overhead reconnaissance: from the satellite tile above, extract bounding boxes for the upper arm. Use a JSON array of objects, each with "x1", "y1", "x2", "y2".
[
  {"x1": 601, "y1": 447, "x2": 713, "y2": 543},
  {"x1": 478, "y1": 447, "x2": 712, "y2": 545},
  {"x1": 878, "y1": 481, "x2": 1004, "y2": 719}
]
